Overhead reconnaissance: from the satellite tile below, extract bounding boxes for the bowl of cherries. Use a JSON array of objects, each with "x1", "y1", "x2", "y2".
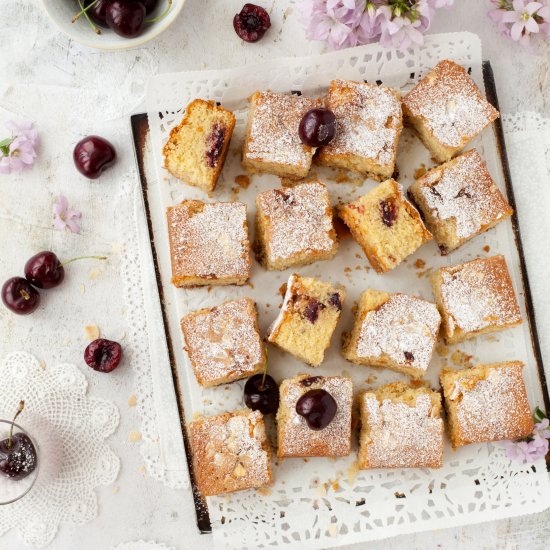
[{"x1": 40, "y1": 0, "x2": 185, "y2": 50}]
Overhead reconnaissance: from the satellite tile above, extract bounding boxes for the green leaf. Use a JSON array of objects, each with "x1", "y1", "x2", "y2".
[
  {"x1": 0, "y1": 137, "x2": 13, "y2": 148},
  {"x1": 534, "y1": 406, "x2": 547, "y2": 422}
]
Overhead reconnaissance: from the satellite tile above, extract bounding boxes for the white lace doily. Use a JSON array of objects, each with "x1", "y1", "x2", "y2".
[
  {"x1": 112, "y1": 541, "x2": 176, "y2": 550},
  {"x1": 0, "y1": 351, "x2": 120, "y2": 548},
  {"x1": 144, "y1": 33, "x2": 550, "y2": 549}
]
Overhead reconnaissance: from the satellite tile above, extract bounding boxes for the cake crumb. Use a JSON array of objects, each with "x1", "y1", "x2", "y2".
[
  {"x1": 344, "y1": 267, "x2": 352, "y2": 273},
  {"x1": 437, "y1": 344, "x2": 450, "y2": 357},
  {"x1": 317, "y1": 483, "x2": 328, "y2": 496},
  {"x1": 84, "y1": 325, "x2": 100, "y2": 341},
  {"x1": 347, "y1": 459, "x2": 360, "y2": 484},
  {"x1": 414, "y1": 259, "x2": 426, "y2": 269},
  {"x1": 414, "y1": 164, "x2": 427, "y2": 179},
  {"x1": 334, "y1": 169, "x2": 363, "y2": 185},
  {"x1": 139, "y1": 465, "x2": 146, "y2": 475},
  {"x1": 451, "y1": 349, "x2": 473, "y2": 367},
  {"x1": 235, "y1": 174, "x2": 250, "y2": 189},
  {"x1": 365, "y1": 375, "x2": 377, "y2": 384},
  {"x1": 129, "y1": 431, "x2": 142, "y2": 442},
  {"x1": 128, "y1": 395, "x2": 137, "y2": 407},
  {"x1": 278, "y1": 283, "x2": 288, "y2": 296},
  {"x1": 38, "y1": 360, "x2": 46, "y2": 370},
  {"x1": 483, "y1": 245, "x2": 491, "y2": 253},
  {"x1": 256, "y1": 487, "x2": 272, "y2": 496},
  {"x1": 89, "y1": 269, "x2": 101, "y2": 280}
]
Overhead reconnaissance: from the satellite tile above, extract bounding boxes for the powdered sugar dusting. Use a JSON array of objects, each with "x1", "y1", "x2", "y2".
[
  {"x1": 190, "y1": 410, "x2": 271, "y2": 495},
  {"x1": 403, "y1": 60, "x2": 498, "y2": 148},
  {"x1": 279, "y1": 375, "x2": 352, "y2": 457},
  {"x1": 447, "y1": 364, "x2": 532, "y2": 444},
  {"x1": 257, "y1": 182, "x2": 336, "y2": 261},
  {"x1": 416, "y1": 149, "x2": 511, "y2": 239},
  {"x1": 246, "y1": 92, "x2": 320, "y2": 167},
  {"x1": 181, "y1": 299, "x2": 263, "y2": 386},
  {"x1": 356, "y1": 294, "x2": 441, "y2": 373},
  {"x1": 323, "y1": 80, "x2": 402, "y2": 167},
  {"x1": 167, "y1": 201, "x2": 250, "y2": 281},
  {"x1": 361, "y1": 393, "x2": 443, "y2": 468},
  {"x1": 438, "y1": 256, "x2": 522, "y2": 335}
]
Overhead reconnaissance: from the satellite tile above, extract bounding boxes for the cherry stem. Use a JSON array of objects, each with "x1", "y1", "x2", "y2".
[
  {"x1": 19, "y1": 289, "x2": 31, "y2": 301},
  {"x1": 75, "y1": 0, "x2": 101, "y2": 34},
  {"x1": 260, "y1": 347, "x2": 268, "y2": 391},
  {"x1": 8, "y1": 401, "x2": 25, "y2": 450},
  {"x1": 72, "y1": 0, "x2": 98, "y2": 23},
  {"x1": 145, "y1": 0, "x2": 173, "y2": 23},
  {"x1": 59, "y1": 255, "x2": 107, "y2": 268}
]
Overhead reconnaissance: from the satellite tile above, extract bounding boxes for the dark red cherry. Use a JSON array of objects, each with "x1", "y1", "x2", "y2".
[
  {"x1": 379, "y1": 198, "x2": 398, "y2": 227},
  {"x1": 140, "y1": 0, "x2": 158, "y2": 15},
  {"x1": 85, "y1": 0, "x2": 110, "y2": 27},
  {"x1": 84, "y1": 339, "x2": 123, "y2": 373},
  {"x1": 24, "y1": 251, "x2": 64, "y2": 290},
  {"x1": 1, "y1": 278, "x2": 40, "y2": 315},
  {"x1": 296, "y1": 389, "x2": 337, "y2": 430},
  {"x1": 0, "y1": 433, "x2": 37, "y2": 480},
  {"x1": 233, "y1": 3, "x2": 271, "y2": 43},
  {"x1": 73, "y1": 135, "x2": 116, "y2": 179},
  {"x1": 244, "y1": 374, "x2": 279, "y2": 414},
  {"x1": 105, "y1": 0, "x2": 146, "y2": 39},
  {"x1": 299, "y1": 108, "x2": 337, "y2": 148}
]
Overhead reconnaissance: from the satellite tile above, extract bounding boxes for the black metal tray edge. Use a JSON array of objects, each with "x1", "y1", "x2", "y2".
[{"x1": 130, "y1": 60, "x2": 550, "y2": 536}]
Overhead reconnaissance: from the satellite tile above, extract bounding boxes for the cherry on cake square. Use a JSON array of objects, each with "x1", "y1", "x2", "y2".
[
  {"x1": 181, "y1": 298, "x2": 265, "y2": 387},
  {"x1": 440, "y1": 362, "x2": 533, "y2": 449},
  {"x1": 338, "y1": 179, "x2": 432, "y2": 273},
  {"x1": 402, "y1": 60, "x2": 499, "y2": 163},
  {"x1": 359, "y1": 382, "x2": 444, "y2": 469},
  {"x1": 432, "y1": 255, "x2": 522, "y2": 344},
  {"x1": 342, "y1": 290, "x2": 441, "y2": 379},
  {"x1": 162, "y1": 99, "x2": 236, "y2": 193},
  {"x1": 242, "y1": 91, "x2": 322, "y2": 178},
  {"x1": 255, "y1": 181, "x2": 337, "y2": 270},
  {"x1": 166, "y1": 200, "x2": 251, "y2": 287},
  {"x1": 276, "y1": 374, "x2": 353, "y2": 458},
  {"x1": 408, "y1": 149, "x2": 512, "y2": 254},
  {"x1": 189, "y1": 410, "x2": 272, "y2": 496},
  {"x1": 267, "y1": 273, "x2": 345, "y2": 367},
  {"x1": 316, "y1": 79, "x2": 402, "y2": 181}
]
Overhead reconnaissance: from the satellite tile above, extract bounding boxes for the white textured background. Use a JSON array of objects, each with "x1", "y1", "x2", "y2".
[{"x1": 0, "y1": 1, "x2": 549, "y2": 549}]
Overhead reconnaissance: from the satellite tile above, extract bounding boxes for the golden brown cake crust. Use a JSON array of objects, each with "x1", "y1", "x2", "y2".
[
  {"x1": 440, "y1": 362, "x2": 534, "y2": 448},
  {"x1": 359, "y1": 382, "x2": 444, "y2": 469},
  {"x1": 189, "y1": 409, "x2": 272, "y2": 497},
  {"x1": 181, "y1": 298, "x2": 265, "y2": 387},
  {"x1": 408, "y1": 149, "x2": 512, "y2": 254},
  {"x1": 277, "y1": 374, "x2": 353, "y2": 458},
  {"x1": 402, "y1": 60, "x2": 499, "y2": 162},
  {"x1": 432, "y1": 255, "x2": 522, "y2": 344},
  {"x1": 166, "y1": 200, "x2": 251, "y2": 287}
]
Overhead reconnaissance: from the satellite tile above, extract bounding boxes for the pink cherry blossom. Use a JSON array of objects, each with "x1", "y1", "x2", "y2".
[{"x1": 52, "y1": 195, "x2": 82, "y2": 234}]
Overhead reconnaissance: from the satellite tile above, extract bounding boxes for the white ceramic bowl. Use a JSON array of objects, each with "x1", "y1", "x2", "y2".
[{"x1": 40, "y1": 0, "x2": 185, "y2": 51}]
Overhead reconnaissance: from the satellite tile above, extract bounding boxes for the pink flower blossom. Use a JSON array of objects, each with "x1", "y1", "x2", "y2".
[
  {"x1": 0, "y1": 120, "x2": 38, "y2": 175},
  {"x1": 504, "y1": 409, "x2": 550, "y2": 464},
  {"x1": 52, "y1": 195, "x2": 82, "y2": 234}
]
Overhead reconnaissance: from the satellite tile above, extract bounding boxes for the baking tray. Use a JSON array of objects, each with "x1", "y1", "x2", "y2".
[{"x1": 130, "y1": 61, "x2": 549, "y2": 536}]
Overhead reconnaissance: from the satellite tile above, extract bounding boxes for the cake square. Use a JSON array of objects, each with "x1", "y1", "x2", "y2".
[
  {"x1": 166, "y1": 200, "x2": 251, "y2": 287},
  {"x1": 242, "y1": 91, "x2": 322, "y2": 178},
  {"x1": 267, "y1": 273, "x2": 345, "y2": 367},
  {"x1": 277, "y1": 374, "x2": 353, "y2": 458},
  {"x1": 342, "y1": 290, "x2": 441, "y2": 379},
  {"x1": 255, "y1": 181, "x2": 337, "y2": 270},
  {"x1": 316, "y1": 79, "x2": 403, "y2": 181},
  {"x1": 189, "y1": 409, "x2": 272, "y2": 496},
  {"x1": 402, "y1": 60, "x2": 499, "y2": 163},
  {"x1": 408, "y1": 149, "x2": 513, "y2": 254},
  {"x1": 181, "y1": 298, "x2": 265, "y2": 387},
  {"x1": 162, "y1": 99, "x2": 236, "y2": 193},
  {"x1": 432, "y1": 255, "x2": 522, "y2": 344},
  {"x1": 338, "y1": 179, "x2": 432, "y2": 273},
  {"x1": 440, "y1": 362, "x2": 533, "y2": 448},
  {"x1": 359, "y1": 382, "x2": 444, "y2": 469}
]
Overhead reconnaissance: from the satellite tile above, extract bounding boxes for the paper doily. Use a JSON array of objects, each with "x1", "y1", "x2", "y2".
[
  {"x1": 112, "y1": 541, "x2": 176, "y2": 550},
  {"x1": 0, "y1": 351, "x2": 120, "y2": 548}
]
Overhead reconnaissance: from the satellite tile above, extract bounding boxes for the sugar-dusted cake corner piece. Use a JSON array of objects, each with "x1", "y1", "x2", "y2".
[
  {"x1": 189, "y1": 409, "x2": 272, "y2": 496},
  {"x1": 440, "y1": 361, "x2": 533, "y2": 448},
  {"x1": 242, "y1": 91, "x2": 322, "y2": 179},
  {"x1": 162, "y1": 99, "x2": 236, "y2": 193},
  {"x1": 181, "y1": 298, "x2": 265, "y2": 387},
  {"x1": 255, "y1": 180, "x2": 337, "y2": 271},
  {"x1": 267, "y1": 273, "x2": 345, "y2": 367},
  {"x1": 316, "y1": 79, "x2": 402, "y2": 181},
  {"x1": 342, "y1": 290, "x2": 441, "y2": 379},
  {"x1": 338, "y1": 178, "x2": 432, "y2": 273},
  {"x1": 358, "y1": 382, "x2": 444, "y2": 469},
  {"x1": 276, "y1": 374, "x2": 353, "y2": 458},
  {"x1": 408, "y1": 149, "x2": 513, "y2": 254},
  {"x1": 166, "y1": 200, "x2": 251, "y2": 287},
  {"x1": 402, "y1": 60, "x2": 499, "y2": 162},
  {"x1": 431, "y1": 254, "x2": 522, "y2": 344}
]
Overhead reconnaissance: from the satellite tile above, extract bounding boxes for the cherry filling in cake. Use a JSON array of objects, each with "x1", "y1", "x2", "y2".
[
  {"x1": 205, "y1": 124, "x2": 226, "y2": 168},
  {"x1": 379, "y1": 198, "x2": 398, "y2": 227}
]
